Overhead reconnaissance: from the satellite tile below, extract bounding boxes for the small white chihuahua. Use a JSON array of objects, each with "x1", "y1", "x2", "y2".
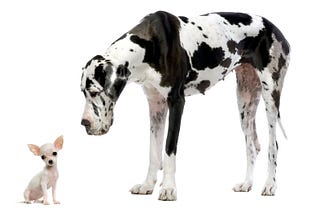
[{"x1": 24, "y1": 135, "x2": 63, "y2": 205}]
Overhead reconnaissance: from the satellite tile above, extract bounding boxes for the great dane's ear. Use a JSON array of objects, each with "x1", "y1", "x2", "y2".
[
  {"x1": 116, "y1": 62, "x2": 131, "y2": 78},
  {"x1": 94, "y1": 64, "x2": 112, "y2": 89}
]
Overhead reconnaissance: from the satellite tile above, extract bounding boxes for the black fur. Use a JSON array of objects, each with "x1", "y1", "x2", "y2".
[{"x1": 130, "y1": 11, "x2": 189, "y2": 156}]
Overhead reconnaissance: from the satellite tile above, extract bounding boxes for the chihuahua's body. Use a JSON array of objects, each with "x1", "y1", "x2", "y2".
[{"x1": 24, "y1": 136, "x2": 63, "y2": 205}]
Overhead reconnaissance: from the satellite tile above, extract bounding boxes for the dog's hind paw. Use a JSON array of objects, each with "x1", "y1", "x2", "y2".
[
  {"x1": 233, "y1": 181, "x2": 252, "y2": 192},
  {"x1": 130, "y1": 183, "x2": 154, "y2": 195},
  {"x1": 158, "y1": 188, "x2": 177, "y2": 201}
]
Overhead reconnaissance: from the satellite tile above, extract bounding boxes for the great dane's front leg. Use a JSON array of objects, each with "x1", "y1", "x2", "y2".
[
  {"x1": 158, "y1": 92, "x2": 185, "y2": 201},
  {"x1": 130, "y1": 85, "x2": 168, "y2": 195}
]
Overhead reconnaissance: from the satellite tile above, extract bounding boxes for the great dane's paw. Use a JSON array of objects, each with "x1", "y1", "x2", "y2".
[
  {"x1": 158, "y1": 188, "x2": 177, "y2": 201},
  {"x1": 261, "y1": 182, "x2": 277, "y2": 196},
  {"x1": 233, "y1": 181, "x2": 252, "y2": 192},
  {"x1": 130, "y1": 183, "x2": 154, "y2": 195}
]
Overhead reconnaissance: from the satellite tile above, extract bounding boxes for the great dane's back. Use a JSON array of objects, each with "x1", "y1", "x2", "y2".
[{"x1": 81, "y1": 11, "x2": 290, "y2": 200}]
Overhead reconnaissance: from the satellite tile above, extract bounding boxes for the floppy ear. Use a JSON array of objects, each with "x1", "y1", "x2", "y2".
[
  {"x1": 54, "y1": 135, "x2": 64, "y2": 150},
  {"x1": 27, "y1": 144, "x2": 40, "y2": 156}
]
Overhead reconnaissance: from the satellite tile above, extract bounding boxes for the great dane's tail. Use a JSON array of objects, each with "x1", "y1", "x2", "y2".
[{"x1": 278, "y1": 115, "x2": 287, "y2": 139}]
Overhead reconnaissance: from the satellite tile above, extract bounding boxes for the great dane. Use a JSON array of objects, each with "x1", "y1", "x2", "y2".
[{"x1": 80, "y1": 11, "x2": 290, "y2": 201}]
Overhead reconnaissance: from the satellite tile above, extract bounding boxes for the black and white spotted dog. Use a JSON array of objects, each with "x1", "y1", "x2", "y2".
[{"x1": 80, "y1": 11, "x2": 290, "y2": 201}]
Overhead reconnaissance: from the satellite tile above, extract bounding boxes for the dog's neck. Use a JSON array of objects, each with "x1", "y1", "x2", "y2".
[
  {"x1": 104, "y1": 33, "x2": 148, "y2": 85},
  {"x1": 45, "y1": 164, "x2": 58, "y2": 171}
]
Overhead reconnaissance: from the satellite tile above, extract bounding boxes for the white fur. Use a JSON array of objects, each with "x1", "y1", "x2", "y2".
[{"x1": 24, "y1": 136, "x2": 63, "y2": 205}]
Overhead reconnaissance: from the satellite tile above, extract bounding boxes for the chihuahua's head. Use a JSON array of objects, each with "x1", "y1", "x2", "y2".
[{"x1": 28, "y1": 135, "x2": 64, "y2": 167}]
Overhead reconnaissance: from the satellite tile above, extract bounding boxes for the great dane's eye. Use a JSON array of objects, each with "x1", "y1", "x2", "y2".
[
  {"x1": 41, "y1": 155, "x2": 46, "y2": 160},
  {"x1": 90, "y1": 92, "x2": 98, "y2": 97},
  {"x1": 52, "y1": 152, "x2": 57, "y2": 156}
]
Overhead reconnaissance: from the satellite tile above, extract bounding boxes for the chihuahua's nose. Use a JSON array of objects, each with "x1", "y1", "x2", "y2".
[
  {"x1": 48, "y1": 160, "x2": 53, "y2": 165},
  {"x1": 81, "y1": 119, "x2": 91, "y2": 128}
]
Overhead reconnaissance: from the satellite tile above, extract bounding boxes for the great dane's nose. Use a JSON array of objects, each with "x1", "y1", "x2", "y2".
[{"x1": 81, "y1": 119, "x2": 91, "y2": 128}]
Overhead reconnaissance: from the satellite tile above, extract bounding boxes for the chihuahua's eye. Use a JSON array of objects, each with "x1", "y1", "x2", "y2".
[
  {"x1": 52, "y1": 152, "x2": 57, "y2": 156},
  {"x1": 41, "y1": 155, "x2": 46, "y2": 160}
]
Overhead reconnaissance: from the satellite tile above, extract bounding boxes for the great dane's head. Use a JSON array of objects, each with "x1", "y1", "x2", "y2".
[{"x1": 80, "y1": 55, "x2": 130, "y2": 135}]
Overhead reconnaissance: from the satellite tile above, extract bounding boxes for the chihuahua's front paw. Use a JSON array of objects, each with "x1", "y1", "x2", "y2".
[
  {"x1": 43, "y1": 201, "x2": 50, "y2": 205},
  {"x1": 54, "y1": 200, "x2": 60, "y2": 204}
]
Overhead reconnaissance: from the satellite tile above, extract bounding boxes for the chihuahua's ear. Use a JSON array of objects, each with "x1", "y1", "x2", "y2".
[
  {"x1": 54, "y1": 135, "x2": 64, "y2": 150},
  {"x1": 27, "y1": 144, "x2": 40, "y2": 156}
]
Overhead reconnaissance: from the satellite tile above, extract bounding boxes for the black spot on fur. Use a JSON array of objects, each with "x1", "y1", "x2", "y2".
[
  {"x1": 179, "y1": 16, "x2": 189, "y2": 23},
  {"x1": 130, "y1": 11, "x2": 188, "y2": 88},
  {"x1": 191, "y1": 21, "x2": 195, "y2": 25},
  {"x1": 237, "y1": 29, "x2": 272, "y2": 71},
  {"x1": 217, "y1": 12, "x2": 252, "y2": 27},
  {"x1": 191, "y1": 42, "x2": 225, "y2": 70},
  {"x1": 109, "y1": 79, "x2": 127, "y2": 101},
  {"x1": 203, "y1": 34, "x2": 208, "y2": 38},
  {"x1": 272, "y1": 71, "x2": 280, "y2": 82},
  {"x1": 262, "y1": 81, "x2": 268, "y2": 86},
  {"x1": 220, "y1": 58, "x2": 232, "y2": 67},
  {"x1": 92, "y1": 103, "x2": 99, "y2": 116},
  {"x1": 271, "y1": 90, "x2": 280, "y2": 110},
  {"x1": 129, "y1": 49, "x2": 134, "y2": 52},
  {"x1": 130, "y1": 35, "x2": 161, "y2": 71},
  {"x1": 221, "y1": 70, "x2": 228, "y2": 75},
  {"x1": 197, "y1": 80, "x2": 210, "y2": 94},
  {"x1": 197, "y1": 26, "x2": 203, "y2": 31},
  {"x1": 240, "y1": 112, "x2": 244, "y2": 120},
  {"x1": 108, "y1": 102, "x2": 114, "y2": 111},
  {"x1": 185, "y1": 70, "x2": 198, "y2": 84},
  {"x1": 94, "y1": 64, "x2": 106, "y2": 88},
  {"x1": 116, "y1": 64, "x2": 131, "y2": 78},
  {"x1": 273, "y1": 54, "x2": 285, "y2": 82},
  {"x1": 85, "y1": 79, "x2": 94, "y2": 90},
  {"x1": 100, "y1": 96, "x2": 106, "y2": 106},
  {"x1": 165, "y1": 90, "x2": 185, "y2": 155},
  {"x1": 84, "y1": 55, "x2": 105, "y2": 69},
  {"x1": 278, "y1": 54, "x2": 285, "y2": 71},
  {"x1": 227, "y1": 40, "x2": 237, "y2": 54},
  {"x1": 92, "y1": 55, "x2": 105, "y2": 61},
  {"x1": 263, "y1": 18, "x2": 290, "y2": 55},
  {"x1": 236, "y1": 17, "x2": 290, "y2": 71}
]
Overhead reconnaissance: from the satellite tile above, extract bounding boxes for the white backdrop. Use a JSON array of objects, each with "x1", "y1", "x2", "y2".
[{"x1": 1, "y1": 0, "x2": 319, "y2": 213}]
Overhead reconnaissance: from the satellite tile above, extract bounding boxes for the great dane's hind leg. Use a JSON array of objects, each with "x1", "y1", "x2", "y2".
[
  {"x1": 233, "y1": 63, "x2": 262, "y2": 192},
  {"x1": 130, "y1": 84, "x2": 168, "y2": 195},
  {"x1": 258, "y1": 43, "x2": 289, "y2": 196}
]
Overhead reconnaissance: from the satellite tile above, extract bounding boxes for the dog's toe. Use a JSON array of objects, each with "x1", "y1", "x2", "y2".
[
  {"x1": 158, "y1": 188, "x2": 177, "y2": 201},
  {"x1": 233, "y1": 181, "x2": 252, "y2": 192},
  {"x1": 130, "y1": 183, "x2": 154, "y2": 195},
  {"x1": 261, "y1": 183, "x2": 276, "y2": 196}
]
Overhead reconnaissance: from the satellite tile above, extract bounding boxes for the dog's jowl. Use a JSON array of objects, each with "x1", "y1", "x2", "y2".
[{"x1": 80, "y1": 11, "x2": 290, "y2": 200}]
